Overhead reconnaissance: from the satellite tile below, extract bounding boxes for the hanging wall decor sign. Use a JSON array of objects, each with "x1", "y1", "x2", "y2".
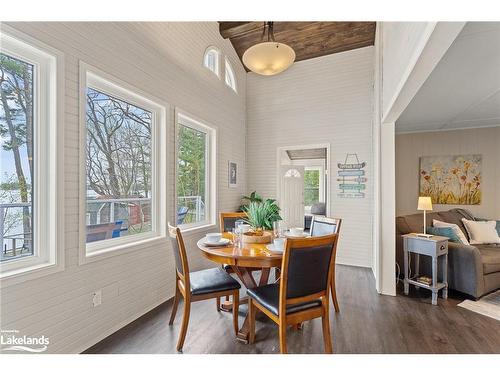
[{"x1": 337, "y1": 153, "x2": 367, "y2": 198}]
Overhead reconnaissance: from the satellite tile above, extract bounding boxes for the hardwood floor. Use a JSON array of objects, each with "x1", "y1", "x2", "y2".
[{"x1": 84, "y1": 265, "x2": 500, "y2": 354}]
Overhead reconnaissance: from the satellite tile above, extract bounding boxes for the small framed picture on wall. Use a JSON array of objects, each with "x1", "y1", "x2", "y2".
[{"x1": 228, "y1": 161, "x2": 237, "y2": 188}]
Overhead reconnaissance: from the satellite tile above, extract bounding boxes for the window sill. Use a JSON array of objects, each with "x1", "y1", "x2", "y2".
[
  {"x1": 80, "y1": 234, "x2": 167, "y2": 265},
  {"x1": 0, "y1": 260, "x2": 64, "y2": 288},
  {"x1": 178, "y1": 222, "x2": 217, "y2": 235}
]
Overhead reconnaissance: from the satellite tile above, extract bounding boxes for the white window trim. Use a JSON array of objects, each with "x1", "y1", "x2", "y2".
[
  {"x1": 175, "y1": 110, "x2": 217, "y2": 231},
  {"x1": 0, "y1": 26, "x2": 65, "y2": 286},
  {"x1": 203, "y1": 46, "x2": 221, "y2": 78},
  {"x1": 78, "y1": 62, "x2": 168, "y2": 265},
  {"x1": 224, "y1": 57, "x2": 237, "y2": 93}
]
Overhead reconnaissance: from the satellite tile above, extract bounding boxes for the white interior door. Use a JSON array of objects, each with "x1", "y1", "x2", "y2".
[{"x1": 279, "y1": 166, "x2": 305, "y2": 228}]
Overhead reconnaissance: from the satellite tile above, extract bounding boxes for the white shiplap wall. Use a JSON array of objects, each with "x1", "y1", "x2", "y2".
[
  {"x1": 246, "y1": 47, "x2": 374, "y2": 267},
  {"x1": 0, "y1": 22, "x2": 247, "y2": 353}
]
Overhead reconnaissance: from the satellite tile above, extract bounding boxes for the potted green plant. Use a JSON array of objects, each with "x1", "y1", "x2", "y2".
[{"x1": 242, "y1": 199, "x2": 282, "y2": 243}]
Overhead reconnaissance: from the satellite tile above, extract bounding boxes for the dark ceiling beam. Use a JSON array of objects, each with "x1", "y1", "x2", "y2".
[{"x1": 218, "y1": 22, "x2": 265, "y2": 39}]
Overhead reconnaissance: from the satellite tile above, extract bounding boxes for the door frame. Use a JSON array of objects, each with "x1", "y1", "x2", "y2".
[{"x1": 276, "y1": 143, "x2": 331, "y2": 218}]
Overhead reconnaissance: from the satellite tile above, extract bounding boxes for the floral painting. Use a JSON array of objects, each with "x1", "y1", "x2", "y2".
[{"x1": 419, "y1": 154, "x2": 482, "y2": 205}]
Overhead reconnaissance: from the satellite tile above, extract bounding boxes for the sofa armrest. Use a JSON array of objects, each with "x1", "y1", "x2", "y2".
[{"x1": 447, "y1": 242, "x2": 484, "y2": 298}]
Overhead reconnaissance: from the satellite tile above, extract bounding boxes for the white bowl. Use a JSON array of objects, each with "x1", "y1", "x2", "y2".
[
  {"x1": 290, "y1": 227, "x2": 304, "y2": 236},
  {"x1": 206, "y1": 233, "x2": 222, "y2": 243}
]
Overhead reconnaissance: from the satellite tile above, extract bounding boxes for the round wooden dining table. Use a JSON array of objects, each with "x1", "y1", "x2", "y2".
[{"x1": 197, "y1": 234, "x2": 282, "y2": 343}]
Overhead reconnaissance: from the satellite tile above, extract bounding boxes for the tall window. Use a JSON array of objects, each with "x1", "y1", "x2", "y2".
[
  {"x1": 1, "y1": 29, "x2": 62, "y2": 280},
  {"x1": 176, "y1": 113, "x2": 215, "y2": 228},
  {"x1": 224, "y1": 58, "x2": 237, "y2": 92},
  {"x1": 304, "y1": 168, "x2": 321, "y2": 207},
  {"x1": 1, "y1": 54, "x2": 34, "y2": 263},
  {"x1": 203, "y1": 47, "x2": 220, "y2": 77},
  {"x1": 82, "y1": 65, "x2": 166, "y2": 258}
]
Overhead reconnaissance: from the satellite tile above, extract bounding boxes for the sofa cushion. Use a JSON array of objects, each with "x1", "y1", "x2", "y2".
[
  {"x1": 397, "y1": 212, "x2": 444, "y2": 234},
  {"x1": 426, "y1": 226, "x2": 462, "y2": 243},
  {"x1": 433, "y1": 219, "x2": 470, "y2": 245},
  {"x1": 439, "y1": 209, "x2": 472, "y2": 241},
  {"x1": 462, "y1": 219, "x2": 500, "y2": 245},
  {"x1": 477, "y1": 245, "x2": 500, "y2": 275}
]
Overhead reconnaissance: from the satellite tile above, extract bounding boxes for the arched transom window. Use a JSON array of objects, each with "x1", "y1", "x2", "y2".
[
  {"x1": 284, "y1": 169, "x2": 302, "y2": 178},
  {"x1": 224, "y1": 57, "x2": 237, "y2": 93},
  {"x1": 203, "y1": 47, "x2": 220, "y2": 77}
]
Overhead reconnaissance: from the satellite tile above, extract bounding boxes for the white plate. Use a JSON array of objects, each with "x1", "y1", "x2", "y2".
[
  {"x1": 203, "y1": 238, "x2": 231, "y2": 247},
  {"x1": 284, "y1": 231, "x2": 308, "y2": 238},
  {"x1": 266, "y1": 244, "x2": 284, "y2": 253}
]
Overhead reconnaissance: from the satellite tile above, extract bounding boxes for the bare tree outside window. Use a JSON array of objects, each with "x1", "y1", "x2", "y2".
[
  {"x1": 0, "y1": 53, "x2": 34, "y2": 262},
  {"x1": 85, "y1": 87, "x2": 153, "y2": 244}
]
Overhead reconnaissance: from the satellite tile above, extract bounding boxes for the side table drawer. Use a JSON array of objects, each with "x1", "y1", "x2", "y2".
[
  {"x1": 406, "y1": 237, "x2": 445, "y2": 256},
  {"x1": 436, "y1": 241, "x2": 448, "y2": 256}
]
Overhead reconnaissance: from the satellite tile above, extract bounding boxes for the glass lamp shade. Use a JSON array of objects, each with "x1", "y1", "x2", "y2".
[{"x1": 242, "y1": 42, "x2": 296, "y2": 76}]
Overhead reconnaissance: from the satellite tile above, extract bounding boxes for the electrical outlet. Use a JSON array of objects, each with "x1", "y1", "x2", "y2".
[{"x1": 92, "y1": 290, "x2": 102, "y2": 307}]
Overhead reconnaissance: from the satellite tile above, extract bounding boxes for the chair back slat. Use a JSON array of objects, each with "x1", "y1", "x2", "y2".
[
  {"x1": 279, "y1": 235, "x2": 339, "y2": 307},
  {"x1": 219, "y1": 212, "x2": 247, "y2": 232}
]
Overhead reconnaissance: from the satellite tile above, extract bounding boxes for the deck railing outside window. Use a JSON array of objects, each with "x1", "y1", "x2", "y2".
[{"x1": 1, "y1": 195, "x2": 204, "y2": 261}]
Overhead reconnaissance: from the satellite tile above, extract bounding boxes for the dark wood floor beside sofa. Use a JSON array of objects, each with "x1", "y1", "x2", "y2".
[{"x1": 84, "y1": 265, "x2": 500, "y2": 354}]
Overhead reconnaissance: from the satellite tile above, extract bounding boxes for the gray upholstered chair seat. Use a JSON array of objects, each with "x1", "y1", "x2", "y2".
[
  {"x1": 189, "y1": 268, "x2": 241, "y2": 295},
  {"x1": 247, "y1": 284, "x2": 321, "y2": 316}
]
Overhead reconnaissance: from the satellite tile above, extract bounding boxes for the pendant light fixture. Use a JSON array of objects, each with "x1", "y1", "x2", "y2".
[{"x1": 242, "y1": 22, "x2": 296, "y2": 76}]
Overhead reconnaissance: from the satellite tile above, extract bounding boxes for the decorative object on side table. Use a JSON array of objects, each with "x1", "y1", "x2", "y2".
[
  {"x1": 417, "y1": 196, "x2": 433, "y2": 238},
  {"x1": 402, "y1": 233, "x2": 449, "y2": 306}
]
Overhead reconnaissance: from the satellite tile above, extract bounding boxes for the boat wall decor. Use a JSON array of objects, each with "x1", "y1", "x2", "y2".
[{"x1": 337, "y1": 153, "x2": 367, "y2": 198}]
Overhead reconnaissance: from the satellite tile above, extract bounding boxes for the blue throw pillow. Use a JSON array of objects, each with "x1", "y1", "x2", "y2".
[{"x1": 426, "y1": 227, "x2": 462, "y2": 243}]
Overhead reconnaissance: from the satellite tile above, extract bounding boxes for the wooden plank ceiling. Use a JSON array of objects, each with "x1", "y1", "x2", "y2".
[{"x1": 218, "y1": 22, "x2": 376, "y2": 71}]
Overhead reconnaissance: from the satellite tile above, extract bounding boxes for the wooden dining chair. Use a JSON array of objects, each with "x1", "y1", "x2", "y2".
[
  {"x1": 247, "y1": 234, "x2": 339, "y2": 354},
  {"x1": 310, "y1": 216, "x2": 342, "y2": 312},
  {"x1": 219, "y1": 212, "x2": 247, "y2": 233},
  {"x1": 167, "y1": 224, "x2": 241, "y2": 352}
]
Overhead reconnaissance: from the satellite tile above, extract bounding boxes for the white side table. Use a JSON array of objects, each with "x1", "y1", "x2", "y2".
[{"x1": 402, "y1": 234, "x2": 449, "y2": 305}]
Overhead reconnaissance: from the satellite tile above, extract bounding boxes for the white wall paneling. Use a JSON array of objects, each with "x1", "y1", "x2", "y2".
[
  {"x1": 247, "y1": 47, "x2": 375, "y2": 268},
  {"x1": 0, "y1": 22, "x2": 247, "y2": 354}
]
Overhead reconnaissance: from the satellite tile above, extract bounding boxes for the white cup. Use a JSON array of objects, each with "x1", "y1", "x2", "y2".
[
  {"x1": 206, "y1": 233, "x2": 222, "y2": 243},
  {"x1": 290, "y1": 227, "x2": 304, "y2": 236},
  {"x1": 273, "y1": 237, "x2": 285, "y2": 250}
]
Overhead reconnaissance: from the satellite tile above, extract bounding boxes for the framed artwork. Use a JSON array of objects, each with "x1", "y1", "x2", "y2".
[
  {"x1": 228, "y1": 161, "x2": 237, "y2": 188},
  {"x1": 419, "y1": 154, "x2": 482, "y2": 205}
]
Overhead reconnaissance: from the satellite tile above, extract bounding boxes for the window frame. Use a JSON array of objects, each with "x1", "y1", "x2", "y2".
[
  {"x1": 79, "y1": 62, "x2": 168, "y2": 264},
  {"x1": 175, "y1": 111, "x2": 217, "y2": 232},
  {"x1": 203, "y1": 46, "x2": 221, "y2": 78},
  {"x1": 0, "y1": 26, "x2": 65, "y2": 285},
  {"x1": 224, "y1": 57, "x2": 237, "y2": 93}
]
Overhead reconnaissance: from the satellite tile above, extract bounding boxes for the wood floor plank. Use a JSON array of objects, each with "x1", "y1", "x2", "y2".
[{"x1": 83, "y1": 265, "x2": 500, "y2": 354}]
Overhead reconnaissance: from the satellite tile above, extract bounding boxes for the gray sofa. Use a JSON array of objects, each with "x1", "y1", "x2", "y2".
[{"x1": 396, "y1": 208, "x2": 500, "y2": 299}]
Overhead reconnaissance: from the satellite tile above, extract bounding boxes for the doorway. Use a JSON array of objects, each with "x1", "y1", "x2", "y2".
[{"x1": 276, "y1": 144, "x2": 330, "y2": 229}]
